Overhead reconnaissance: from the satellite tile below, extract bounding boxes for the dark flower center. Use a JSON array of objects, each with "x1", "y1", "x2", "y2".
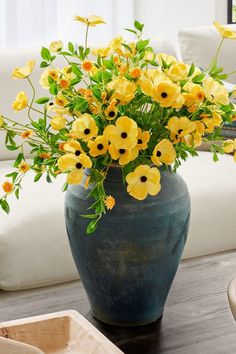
[
  {"x1": 161, "y1": 92, "x2": 168, "y2": 98},
  {"x1": 178, "y1": 129, "x2": 183, "y2": 134},
  {"x1": 108, "y1": 111, "x2": 116, "y2": 117},
  {"x1": 156, "y1": 150, "x2": 161, "y2": 157},
  {"x1": 75, "y1": 150, "x2": 81, "y2": 156},
  {"x1": 121, "y1": 132, "x2": 128, "y2": 138},
  {"x1": 138, "y1": 139, "x2": 142, "y2": 144},
  {"x1": 76, "y1": 162, "x2": 82, "y2": 169},
  {"x1": 97, "y1": 143, "x2": 104, "y2": 150},
  {"x1": 140, "y1": 176, "x2": 147, "y2": 182},
  {"x1": 49, "y1": 102, "x2": 54, "y2": 106},
  {"x1": 84, "y1": 128, "x2": 91, "y2": 135},
  {"x1": 119, "y1": 149, "x2": 125, "y2": 154}
]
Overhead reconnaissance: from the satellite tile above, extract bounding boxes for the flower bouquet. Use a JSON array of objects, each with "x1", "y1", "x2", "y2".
[{"x1": 0, "y1": 17, "x2": 235, "y2": 234}]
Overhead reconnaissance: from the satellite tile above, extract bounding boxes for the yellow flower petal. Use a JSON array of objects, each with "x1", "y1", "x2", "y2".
[
  {"x1": 213, "y1": 21, "x2": 236, "y2": 39},
  {"x1": 67, "y1": 168, "x2": 84, "y2": 184},
  {"x1": 58, "y1": 153, "x2": 77, "y2": 171}
]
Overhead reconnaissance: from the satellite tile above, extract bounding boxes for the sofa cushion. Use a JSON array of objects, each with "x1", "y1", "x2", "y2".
[
  {"x1": 0, "y1": 160, "x2": 79, "y2": 291},
  {"x1": 179, "y1": 25, "x2": 236, "y2": 84}
]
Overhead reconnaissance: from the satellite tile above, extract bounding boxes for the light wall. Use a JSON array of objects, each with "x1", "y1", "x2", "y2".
[{"x1": 134, "y1": 0, "x2": 227, "y2": 47}]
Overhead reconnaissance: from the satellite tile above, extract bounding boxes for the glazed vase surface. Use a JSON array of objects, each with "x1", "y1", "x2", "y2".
[{"x1": 65, "y1": 167, "x2": 190, "y2": 326}]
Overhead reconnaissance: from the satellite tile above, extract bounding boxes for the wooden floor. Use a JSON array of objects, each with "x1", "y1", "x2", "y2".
[{"x1": 0, "y1": 251, "x2": 236, "y2": 354}]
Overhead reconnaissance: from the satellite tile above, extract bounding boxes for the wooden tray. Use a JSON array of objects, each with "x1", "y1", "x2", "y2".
[{"x1": 0, "y1": 310, "x2": 123, "y2": 354}]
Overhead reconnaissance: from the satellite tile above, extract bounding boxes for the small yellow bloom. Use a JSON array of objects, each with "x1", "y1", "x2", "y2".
[
  {"x1": 144, "y1": 50, "x2": 155, "y2": 62},
  {"x1": 104, "y1": 195, "x2": 115, "y2": 210},
  {"x1": 88, "y1": 135, "x2": 109, "y2": 157},
  {"x1": 151, "y1": 139, "x2": 176, "y2": 166},
  {"x1": 39, "y1": 152, "x2": 51, "y2": 159},
  {"x1": 58, "y1": 153, "x2": 92, "y2": 185},
  {"x1": 2, "y1": 181, "x2": 14, "y2": 194},
  {"x1": 203, "y1": 77, "x2": 229, "y2": 105},
  {"x1": 167, "y1": 63, "x2": 188, "y2": 82},
  {"x1": 109, "y1": 145, "x2": 139, "y2": 165},
  {"x1": 126, "y1": 165, "x2": 161, "y2": 200},
  {"x1": 81, "y1": 60, "x2": 94, "y2": 72},
  {"x1": 167, "y1": 116, "x2": 196, "y2": 144},
  {"x1": 74, "y1": 15, "x2": 106, "y2": 26},
  {"x1": 12, "y1": 91, "x2": 28, "y2": 111},
  {"x1": 0, "y1": 115, "x2": 4, "y2": 127},
  {"x1": 152, "y1": 80, "x2": 181, "y2": 108},
  {"x1": 54, "y1": 94, "x2": 68, "y2": 107},
  {"x1": 50, "y1": 115, "x2": 67, "y2": 130},
  {"x1": 18, "y1": 162, "x2": 30, "y2": 173},
  {"x1": 21, "y1": 129, "x2": 33, "y2": 139},
  {"x1": 92, "y1": 47, "x2": 110, "y2": 57},
  {"x1": 70, "y1": 113, "x2": 98, "y2": 141},
  {"x1": 213, "y1": 21, "x2": 236, "y2": 39},
  {"x1": 104, "y1": 116, "x2": 138, "y2": 149},
  {"x1": 137, "y1": 128, "x2": 150, "y2": 150},
  {"x1": 12, "y1": 59, "x2": 36, "y2": 79},
  {"x1": 107, "y1": 77, "x2": 137, "y2": 105},
  {"x1": 39, "y1": 68, "x2": 50, "y2": 89},
  {"x1": 49, "y1": 40, "x2": 63, "y2": 52},
  {"x1": 156, "y1": 53, "x2": 177, "y2": 66},
  {"x1": 222, "y1": 139, "x2": 234, "y2": 153},
  {"x1": 130, "y1": 67, "x2": 142, "y2": 79},
  {"x1": 137, "y1": 76, "x2": 154, "y2": 97},
  {"x1": 63, "y1": 140, "x2": 85, "y2": 156},
  {"x1": 48, "y1": 69, "x2": 59, "y2": 81},
  {"x1": 109, "y1": 36, "x2": 123, "y2": 51},
  {"x1": 59, "y1": 79, "x2": 70, "y2": 89}
]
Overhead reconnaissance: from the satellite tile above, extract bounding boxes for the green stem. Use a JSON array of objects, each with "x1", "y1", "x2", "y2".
[
  {"x1": 205, "y1": 38, "x2": 224, "y2": 72},
  {"x1": 85, "y1": 24, "x2": 89, "y2": 50}
]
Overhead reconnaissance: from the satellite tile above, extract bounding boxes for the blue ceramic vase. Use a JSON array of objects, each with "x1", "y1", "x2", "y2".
[{"x1": 65, "y1": 167, "x2": 190, "y2": 326}]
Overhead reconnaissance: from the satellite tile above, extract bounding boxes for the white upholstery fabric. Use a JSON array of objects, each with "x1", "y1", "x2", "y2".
[
  {"x1": 179, "y1": 152, "x2": 236, "y2": 259},
  {"x1": 179, "y1": 25, "x2": 236, "y2": 84},
  {"x1": 0, "y1": 160, "x2": 79, "y2": 291}
]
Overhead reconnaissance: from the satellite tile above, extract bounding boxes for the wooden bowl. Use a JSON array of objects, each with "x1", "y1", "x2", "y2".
[
  {"x1": 0, "y1": 336, "x2": 44, "y2": 354},
  {"x1": 0, "y1": 310, "x2": 123, "y2": 354}
]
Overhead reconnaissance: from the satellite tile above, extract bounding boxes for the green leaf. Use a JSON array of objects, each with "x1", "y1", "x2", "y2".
[
  {"x1": 136, "y1": 39, "x2": 149, "y2": 52},
  {"x1": 35, "y1": 97, "x2": 50, "y2": 104},
  {"x1": 71, "y1": 64, "x2": 82, "y2": 76},
  {"x1": 68, "y1": 42, "x2": 75, "y2": 53},
  {"x1": 80, "y1": 213, "x2": 100, "y2": 219},
  {"x1": 74, "y1": 98, "x2": 89, "y2": 111},
  {"x1": 6, "y1": 145, "x2": 18, "y2": 151},
  {"x1": 124, "y1": 28, "x2": 137, "y2": 35},
  {"x1": 40, "y1": 61, "x2": 49, "y2": 68},
  {"x1": 13, "y1": 153, "x2": 23, "y2": 167},
  {"x1": 15, "y1": 188, "x2": 20, "y2": 199},
  {"x1": 70, "y1": 77, "x2": 82, "y2": 86},
  {"x1": 34, "y1": 173, "x2": 43, "y2": 182},
  {"x1": 49, "y1": 82, "x2": 58, "y2": 96},
  {"x1": 41, "y1": 46, "x2": 51, "y2": 61},
  {"x1": 188, "y1": 63, "x2": 195, "y2": 77},
  {"x1": 192, "y1": 73, "x2": 205, "y2": 84},
  {"x1": 46, "y1": 173, "x2": 52, "y2": 183},
  {"x1": 1, "y1": 199, "x2": 10, "y2": 214},
  {"x1": 121, "y1": 43, "x2": 132, "y2": 53},
  {"x1": 87, "y1": 219, "x2": 99, "y2": 234},
  {"x1": 103, "y1": 60, "x2": 114, "y2": 70},
  {"x1": 134, "y1": 20, "x2": 144, "y2": 32}
]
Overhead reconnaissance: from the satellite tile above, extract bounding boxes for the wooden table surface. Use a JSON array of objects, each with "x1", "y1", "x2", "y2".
[{"x1": 1, "y1": 251, "x2": 236, "y2": 354}]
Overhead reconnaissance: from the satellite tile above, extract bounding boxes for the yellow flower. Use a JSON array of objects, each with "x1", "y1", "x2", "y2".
[
  {"x1": 144, "y1": 50, "x2": 155, "y2": 62},
  {"x1": 49, "y1": 40, "x2": 63, "y2": 52},
  {"x1": 50, "y1": 115, "x2": 66, "y2": 130},
  {"x1": 110, "y1": 36, "x2": 123, "y2": 51},
  {"x1": 2, "y1": 181, "x2": 14, "y2": 194},
  {"x1": 58, "y1": 153, "x2": 92, "y2": 184},
  {"x1": 70, "y1": 113, "x2": 98, "y2": 141},
  {"x1": 92, "y1": 47, "x2": 110, "y2": 57},
  {"x1": 107, "y1": 77, "x2": 137, "y2": 105},
  {"x1": 74, "y1": 15, "x2": 106, "y2": 26},
  {"x1": 167, "y1": 63, "x2": 188, "y2": 82},
  {"x1": 151, "y1": 139, "x2": 176, "y2": 166},
  {"x1": 54, "y1": 94, "x2": 69, "y2": 107},
  {"x1": 167, "y1": 116, "x2": 196, "y2": 144},
  {"x1": 171, "y1": 94, "x2": 185, "y2": 109},
  {"x1": 137, "y1": 76, "x2": 154, "y2": 97},
  {"x1": 104, "y1": 195, "x2": 115, "y2": 210},
  {"x1": 137, "y1": 128, "x2": 150, "y2": 150},
  {"x1": 12, "y1": 91, "x2": 28, "y2": 111},
  {"x1": 117, "y1": 42, "x2": 136, "y2": 58},
  {"x1": 130, "y1": 67, "x2": 142, "y2": 79},
  {"x1": 104, "y1": 106, "x2": 118, "y2": 120},
  {"x1": 12, "y1": 59, "x2": 36, "y2": 79},
  {"x1": 126, "y1": 165, "x2": 161, "y2": 200},
  {"x1": 61, "y1": 66, "x2": 76, "y2": 81},
  {"x1": 222, "y1": 139, "x2": 234, "y2": 153},
  {"x1": 109, "y1": 145, "x2": 138, "y2": 165},
  {"x1": 156, "y1": 53, "x2": 177, "y2": 66},
  {"x1": 18, "y1": 162, "x2": 30, "y2": 173},
  {"x1": 203, "y1": 77, "x2": 229, "y2": 105},
  {"x1": 0, "y1": 115, "x2": 4, "y2": 127},
  {"x1": 59, "y1": 79, "x2": 70, "y2": 89},
  {"x1": 48, "y1": 69, "x2": 59, "y2": 81},
  {"x1": 21, "y1": 129, "x2": 33, "y2": 139},
  {"x1": 152, "y1": 80, "x2": 181, "y2": 107},
  {"x1": 213, "y1": 21, "x2": 236, "y2": 39},
  {"x1": 63, "y1": 140, "x2": 85, "y2": 156},
  {"x1": 39, "y1": 68, "x2": 50, "y2": 89},
  {"x1": 81, "y1": 60, "x2": 94, "y2": 72},
  {"x1": 104, "y1": 116, "x2": 138, "y2": 149},
  {"x1": 88, "y1": 135, "x2": 109, "y2": 157}
]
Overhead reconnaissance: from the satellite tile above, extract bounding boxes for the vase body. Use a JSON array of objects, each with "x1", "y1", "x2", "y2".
[{"x1": 65, "y1": 167, "x2": 190, "y2": 326}]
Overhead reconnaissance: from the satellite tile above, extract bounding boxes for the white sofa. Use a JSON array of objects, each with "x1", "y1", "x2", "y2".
[{"x1": 0, "y1": 28, "x2": 236, "y2": 291}]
